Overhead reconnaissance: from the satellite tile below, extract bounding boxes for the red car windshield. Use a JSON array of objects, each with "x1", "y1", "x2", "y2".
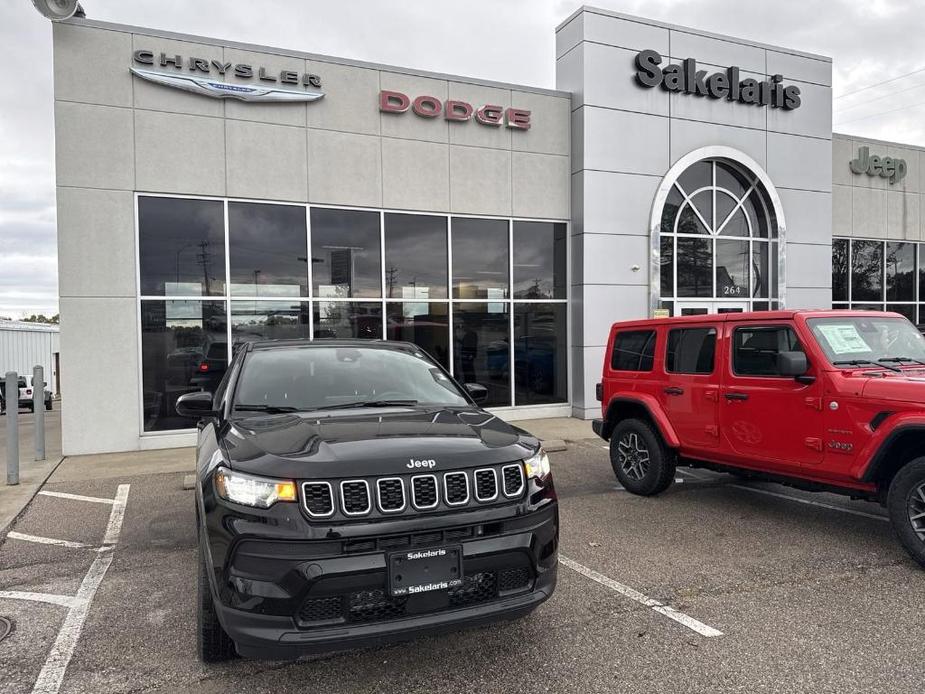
[{"x1": 808, "y1": 316, "x2": 925, "y2": 367}]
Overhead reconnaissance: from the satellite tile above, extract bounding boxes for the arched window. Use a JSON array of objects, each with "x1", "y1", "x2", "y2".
[{"x1": 657, "y1": 158, "x2": 781, "y2": 315}]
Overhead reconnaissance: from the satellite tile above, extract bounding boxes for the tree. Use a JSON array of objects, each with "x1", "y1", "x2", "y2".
[{"x1": 22, "y1": 314, "x2": 59, "y2": 325}]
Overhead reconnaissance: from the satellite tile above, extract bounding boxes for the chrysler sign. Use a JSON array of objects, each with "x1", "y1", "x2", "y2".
[
  {"x1": 131, "y1": 50, "x2": 324, "y2": 103},
  {"x1": 633, "y1": 49, "x2": 802, "y2": 110}
]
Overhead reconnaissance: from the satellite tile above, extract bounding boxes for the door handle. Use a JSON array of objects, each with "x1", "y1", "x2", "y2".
[
  {"x1": 724, "y1": 392, "x2": 749, "y2": 401},
  {"x1": 663, "y1": 387, "x2": 684, "y2": 396}
]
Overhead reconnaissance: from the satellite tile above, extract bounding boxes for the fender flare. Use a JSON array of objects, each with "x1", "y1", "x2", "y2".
[
  {"x1": 860, "y1": 423, "x2": 925, "y2": 483},
  {"x1": 604, "y1": 394, "x2": 680, "y2": 448}
]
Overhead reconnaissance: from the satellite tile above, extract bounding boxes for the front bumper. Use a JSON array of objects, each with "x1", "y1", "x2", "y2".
[{"x1": 202, "y1": 500, "x2": 558, "y2": 659}]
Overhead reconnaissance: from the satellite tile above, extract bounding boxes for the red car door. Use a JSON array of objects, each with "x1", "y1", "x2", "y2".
[
  {"x1": 719, "y1": 321, "x2": 824, "y2": 471},
  {"x1": 658, "y1": 323, "x2": 721, "y2": 453}
]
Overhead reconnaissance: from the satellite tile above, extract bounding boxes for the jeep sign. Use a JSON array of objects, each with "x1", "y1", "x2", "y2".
[{"x1": 849, "y1": 146, "x2": 907, "y2": 184}]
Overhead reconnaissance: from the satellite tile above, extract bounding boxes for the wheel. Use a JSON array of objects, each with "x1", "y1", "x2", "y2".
[
  {"x1": 609, "y1": 418, "x2": 676, "y2": 496},
  {"x1": 887, "y1": 457, "x2": 925, "y2": 568},
  {"x1": 198, "y1": 543, "x2": 237, "y2": 662}
]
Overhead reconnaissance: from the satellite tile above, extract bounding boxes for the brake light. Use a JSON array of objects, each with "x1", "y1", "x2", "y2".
[{"x1": 198, "y1": 363, "x2": 209, "y2": 372}]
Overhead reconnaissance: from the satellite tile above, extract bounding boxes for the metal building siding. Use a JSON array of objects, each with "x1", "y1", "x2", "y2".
[{"x1": 0, "y1": 323, "x2": 60, "y2": 395}]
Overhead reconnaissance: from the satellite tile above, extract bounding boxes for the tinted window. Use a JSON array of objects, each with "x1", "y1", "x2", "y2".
[
  {"x1": 234, "y1": 347, "x2": 468, "y2": 411},
  {"x1": 140, "y1": 300, "x2": 227, "y2": 431},
  {"x1": 611, "y1": 330, "x2": 656, "y2": 372},
  {"x1": 229, "y1": 202, "x2": 307, "y2": 297},
  {"x1": 733, "y1": 326, "x2": 803, "y2": 377},
  {"x1": 452, "y1": 218, "x2": 509, "y2": 299},
  {"x1": 886, "y1": 242, "x2": 915, "y2": 302},
  {"x1": 851, "y1": 240, "x2": 883, "y2": 302},
  {"x1": 231, "y1": 301, "x2": 310, "y2": 346},
  {"x1": 452, "y1": 302, "x2": 510, "y2": 407},
  {"x1": 832, "y1": 238, "x2": 849, "y2": 302},
  {"x1": 310, "y1": 208, "x2": 381, "y2": 298},
  {"x1": 384, "y1": 214, "x2": 448, "y2": 299},
  {"x1": 512, "y1": 222, "x2": 566, "y2": 300},
  {"x1": 386, "y1": 301, "x2": 449, "y2": 369},
  {"x1": 666, "y1": 327, "x2": 716, "y2": 374},
  {"x1": 514, "y1": 303, "x2": 567, "y2": 404},
  {"x1": 313, "y1": 301, "x2": 382, "y2": 339},
  {"x1": 676, "y1": 238, "x2": 712, "y2": 297},
  {"x1": 138, "y1": 197, "x2": 225, "y2": 296}
]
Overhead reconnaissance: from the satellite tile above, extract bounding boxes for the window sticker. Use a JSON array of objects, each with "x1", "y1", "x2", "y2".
[{"x1": 817, "y1": 324, "x2": 873, "y2": 355}]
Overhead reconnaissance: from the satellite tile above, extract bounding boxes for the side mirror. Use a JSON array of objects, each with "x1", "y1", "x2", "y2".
[
  {"x1": 176, "y1": 391, "x2": 218, "y2": 418},
  {"x1": 778, "y1": 351, "x2": 809, "y2": 378},
  {"x1": 464, "y1": 383, "x2": 489, "y2": 404}
]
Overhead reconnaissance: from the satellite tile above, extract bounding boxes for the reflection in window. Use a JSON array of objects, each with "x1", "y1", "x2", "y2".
[
  {"x1": 386, "y1": 302, "x2": 449, "y2": 369},
  {"x1": 384, "y1": 214, "x2": 447, "y2": 299},
  {"x1": 832, "y1": 238, "x2": 849, "y2": 302},
  {"x1": 886, "y1": 242, "x2": 915, "y2": 302},
  {"x1": 513, "y1": 222, "x2": 567, "y2": 299},
  {"x1": 313, "y1": 301, "x2": 382, "y2": 339},
  {"x1": 310, "y1": 208, "x2": 381, "y2": 298},
  {"x1": 452, "y1": 303, "x2": 510, "y2": 407},
  {"x1": 514, "y1": 303, "x2": 567, "y2": 405},
  {"x1": 659, "y1": 159, "x2": 779, "y2": 311},
  {"x1": 851, "y1": 240, "x2": 883, "y2": 302},
  {"x1": 452, "y1": 218, "x2": 509, "y2": 300},
  {"x1": 140, "y1": 300, "x2": 227, "y2": 431},
  {"x1": 138, "y1": 197, "x2": 225, "y2": 296},
  {"x1": 229, "y1": 202, "x2": 307, "y2": 297},
  {"x1": 231, "y1": 301, "x2": 310, "y2": 346}
]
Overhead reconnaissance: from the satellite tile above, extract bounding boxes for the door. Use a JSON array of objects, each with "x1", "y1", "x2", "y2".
[
  {"x1": 658, "y1": 323, "x2": 721, "y2": 452},
  {"x1": 675, "y1": 301, "x2": 748, "y2": 316},
  {"x1": 720, "y1": 322, "x2": 824, "y2": 471}
]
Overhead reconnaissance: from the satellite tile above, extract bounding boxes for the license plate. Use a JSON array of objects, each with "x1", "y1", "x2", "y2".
[{"x1": 388, "y1": 546, "x2": 463, "y2": 597}]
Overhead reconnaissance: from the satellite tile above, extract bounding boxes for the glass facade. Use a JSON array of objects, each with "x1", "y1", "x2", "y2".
[
  {"x1": 658, "y1": 159, "x2": 780, "y2": 315},
  {"x1": 832, "y1": 238, "x2": 923, "y2": 323},
  {"x1": 137, "y1": 196, "x2": 568, "y2": 431}
]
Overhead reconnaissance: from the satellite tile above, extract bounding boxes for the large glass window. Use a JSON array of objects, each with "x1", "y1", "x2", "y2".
[
  {"x1": 140, "y1": 300, "x2": 226, "y2": 432},
  {"x1": 138, "y1": 197, "x2": 225, "y2": 296},
  {"x1": 384, "y1": 214, "x2": 448, "y2": 299},
  {"x1": 452, "y1": 218, "x2": 509, "y2": 300},
  {"x1": 137, "y1": 198, "x2": 569, "y2": 431},
  {"x1": 834, "y1": 238, "x2": 921, "y2": 323},
  {"x1": 229, "y1": 202, "x2": 307, "y2": 297},
  {"x1": 512, "y1": 222, "x2": 567, "y2": 299},
  {"x1": 310, "y1": 208, "x2": 381, "y2": 298},
  {"x1": 513, "y1": 303, "x2": 567, "y2": 405},
  {"x1": 659, "y1": 159, "x2": 780, "y2": 313}
]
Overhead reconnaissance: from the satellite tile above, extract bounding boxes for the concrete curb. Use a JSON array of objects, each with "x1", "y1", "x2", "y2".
[
  {"x1": 0, "y1": 455, "x2": 65, "y2": 539},
  {"x1": 542, "y1": 439, "x2": 568, "y2": 452}
]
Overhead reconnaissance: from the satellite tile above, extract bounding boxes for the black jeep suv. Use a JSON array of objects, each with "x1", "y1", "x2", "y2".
[{"x1": 177, "y1": 339, "x2": 558, "y2": 661}]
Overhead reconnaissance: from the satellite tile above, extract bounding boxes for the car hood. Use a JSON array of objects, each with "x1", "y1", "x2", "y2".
[
  {"x1": 220, "y1": 407, "x2": 539, "y2": 478},
  {"x1": 860, "y1": 369, "x2": 925, "y2": 405}
]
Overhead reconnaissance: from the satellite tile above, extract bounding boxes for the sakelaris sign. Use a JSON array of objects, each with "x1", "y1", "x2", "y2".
[{"x1": 633, "y1": 49, "x2": 802, "y2": 111}]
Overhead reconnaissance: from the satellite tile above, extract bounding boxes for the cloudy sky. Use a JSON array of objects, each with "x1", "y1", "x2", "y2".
[{"x1": 2, "y1": 0, "x2": 923, "y2": 319}]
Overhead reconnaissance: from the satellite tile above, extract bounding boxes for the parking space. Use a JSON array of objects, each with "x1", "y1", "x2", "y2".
[{"x1": 1, "y1": 432, "x2": 923, "y2": 693}]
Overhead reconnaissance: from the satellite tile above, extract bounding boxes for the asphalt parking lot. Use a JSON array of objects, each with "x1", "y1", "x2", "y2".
[{"x1": 1, "y1": 430, "x2": 924, "y2": 693}]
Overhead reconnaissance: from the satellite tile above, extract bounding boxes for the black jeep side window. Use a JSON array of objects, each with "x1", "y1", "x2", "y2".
[
  {"x1": 611, "y1": 330, "x2": 656, "y2": 372},
  {"x1": 733, "y1": 326, "x2": 803, "y2": 377},
  {"x1": 666, "y1": 327, "x2": 716, "y2": 374}
]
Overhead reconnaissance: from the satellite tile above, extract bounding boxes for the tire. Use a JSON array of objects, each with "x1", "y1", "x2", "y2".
[
  {"x1": 886, "y1": 457, "x2": 925, "y2": 569},
  {"x1": 198, "y1": 543, "x2": 237, "y2": 662},
  {"x1": 609, "y1": 418, "x2": 676, "y2": 496}
]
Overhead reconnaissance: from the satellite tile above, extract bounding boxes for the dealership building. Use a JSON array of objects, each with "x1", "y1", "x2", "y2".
[{"x1": 51, "y1": 6, "x2": 925, "y2": 455}]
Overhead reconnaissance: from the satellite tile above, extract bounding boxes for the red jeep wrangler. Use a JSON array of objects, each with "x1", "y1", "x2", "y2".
[{"x1": 593, "y1": 310, "x2": 925, "y2": 567}]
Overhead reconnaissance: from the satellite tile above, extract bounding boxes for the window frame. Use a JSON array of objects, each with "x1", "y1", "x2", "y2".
[
  {"x1": 133, "y1": 193, "x2": 570, "y2": 436},
  {"x1": 730, "y1": 324, "x2": 804, "y2": 379},
  {"x1": 664, "y1": 326, "x2": 718, "y2": 375}
]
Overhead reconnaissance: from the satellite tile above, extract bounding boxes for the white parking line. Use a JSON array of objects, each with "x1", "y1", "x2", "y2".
[
  {"x1": 729, "y1": 484, "x2": 889, "y2": 522},
  {"x1": 38, "y1": 491, "x2": 116, "y2": 506},
  {"x1": 30, "y1": 484, "x2": 130, "y2": 694},
  {"x1": 6, "y1": 532, "x2": 90, "y2": 550},
  {"x1": 559, "y1": 555, "x2": 723, "y2": 638},
  {"x1": 0, "y1": 591, "x2": 77, "y2": 609}
]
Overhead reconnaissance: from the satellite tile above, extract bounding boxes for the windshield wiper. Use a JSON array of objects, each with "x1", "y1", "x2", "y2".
[
  {"x1": 879, "y1": 356, "x2": 925, "y2": 367},
  {"x1": 833, "y1": 359, "x2": 901, "y2": 373},
  {"x1": 311, "y1": 399, "x2": 420, "y2": 411},
  {"x1": 234, "y1": 404, "x2": 303, "y2": 414}
]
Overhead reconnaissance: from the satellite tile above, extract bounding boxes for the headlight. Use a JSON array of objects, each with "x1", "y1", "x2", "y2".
[
  {"x1": 524, "y1": 449, "x2": 551, "y2": 480},
  {"x1": 213, "y1": 467, "x2": 297, "y2": 508}
]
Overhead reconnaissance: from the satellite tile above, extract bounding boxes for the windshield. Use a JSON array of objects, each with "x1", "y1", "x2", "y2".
[
  {"x1": 808, "y1": 316, "x2": 925, "y2": 366},
  {"x1": 233, "y1": 346, "x2": 470, "y2": 412}
]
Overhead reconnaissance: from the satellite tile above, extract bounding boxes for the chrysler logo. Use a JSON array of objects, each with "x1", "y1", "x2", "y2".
[{"x1": 130, "y1": 50, "x2": 324, "y2": 103}]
